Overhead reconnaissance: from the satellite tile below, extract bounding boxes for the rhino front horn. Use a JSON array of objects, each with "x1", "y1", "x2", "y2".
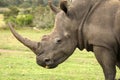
[{"x1": 8, "y1": 22, "x2": 38, "y2": 53}]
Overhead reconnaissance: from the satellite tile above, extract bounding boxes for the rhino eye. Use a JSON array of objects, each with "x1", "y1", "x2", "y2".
[
  {"x1": 57, "y1": 39, "x2": 62, "y2": 43},
  {"x1": 55, "y1": 38, "x2": 62, "y2": 44}
]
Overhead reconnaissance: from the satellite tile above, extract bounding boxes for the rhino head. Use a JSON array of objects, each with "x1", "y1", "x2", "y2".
[{"x1": 8, "y1": 1, "x2": 79, "y2": 69}]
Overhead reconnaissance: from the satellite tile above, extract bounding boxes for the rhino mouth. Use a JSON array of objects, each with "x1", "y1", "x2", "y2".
[
  {"x1": 36, "y1": 61, "x2": 58, "y2": 69},
  {"x1": 46, "y1": 55, "x2": 68, "y2": 69},
  {"x1": 36, "y1": 56, "x2": 68, "y2": 69},
  {"x1": 44, "y1": 64, "x2": 58, "y2": 69}
]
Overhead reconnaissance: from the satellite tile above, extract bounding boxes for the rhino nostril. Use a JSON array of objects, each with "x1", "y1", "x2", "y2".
[
  {"x1": 44, "y1": 58, "x2": 54, "y2": 65},
  {"x1": 44, "y1": 58, "x2": 51, "y2": 63}
]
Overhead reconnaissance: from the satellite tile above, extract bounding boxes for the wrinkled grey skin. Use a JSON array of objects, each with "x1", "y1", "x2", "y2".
[{"x1": 9, "y1": 0, "x2": 120, "y2": 80}]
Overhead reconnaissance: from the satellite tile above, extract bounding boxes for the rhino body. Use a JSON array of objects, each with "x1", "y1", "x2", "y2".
[{"x1": 9, "y1": 0, "x2": 120, "y2": 80}]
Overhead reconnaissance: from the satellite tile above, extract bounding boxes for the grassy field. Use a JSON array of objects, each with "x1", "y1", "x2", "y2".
[
  {"x1": 0, "y1": 28, "x2": 120, "y2": 80},
  {"x1": 0, "y1": 14, "x2": 6, "y2": 28}
]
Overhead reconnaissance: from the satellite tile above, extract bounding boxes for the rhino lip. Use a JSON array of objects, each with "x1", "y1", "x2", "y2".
[
  {"x1": 45, "y1": 55, "x2": 68, "y2": 69},
  {"x1": 44, "y1": 64, "x2": 58, "y2": 69},
  {"x1": 38, "y1": 61, "x2": 58, "y2": 69},
  {"x1": 44, "y1": 53, "x2": 67, "y2": 69},
  {"x1": 37, "y1": 52, "x2": 68, "y2": 69},
  {"x1": 36, "y1": 59, "x2": 58, "y2": 69}
]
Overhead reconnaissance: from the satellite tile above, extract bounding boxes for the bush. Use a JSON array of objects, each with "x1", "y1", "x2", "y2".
[
  {"x1": 4, "y1": 6, "x2": 55, "y2": 29},
  {"x1": 16, "y1": 14, "x2": 33, "y2": 26},
  {"x1": 32, "y1": 6, "x2": 55, "y2": 29},
  {"x1": 5, "y1": 16, "x2": 16, "y2": 23},
  {"x1": 4, "y1": 6, "x2": 33, "y2": 27},
  {"x1": 4, "y1": 6, "x2": 19, "y2": 18},
  {"x1": 5, "y1": 14, "x2": 33, "y2": 27},
  {"x1": 19, "y1": 2, "x2": 31, "y2": 8}
]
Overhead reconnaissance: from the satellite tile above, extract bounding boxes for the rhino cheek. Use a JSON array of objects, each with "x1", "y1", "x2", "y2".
[
  {"x1": 53, "y1": 52, "x2": 70, "y2": 65},
  {"x1": 54, "y1": 55, "x2": 69, "y2": 66}
]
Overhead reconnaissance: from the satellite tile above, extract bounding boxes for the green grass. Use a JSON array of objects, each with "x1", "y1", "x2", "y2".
[{"x1": 0, "y1": 28, "x2": 120, "y2": 80}]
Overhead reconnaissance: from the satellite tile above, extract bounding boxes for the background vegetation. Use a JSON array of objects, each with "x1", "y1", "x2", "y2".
[
  {"x1": 0, "y1": 0, "x2": 60, "y2": 29},
  {"x1": 0, "y1": 0, "x2": 59, "y2": 7}
]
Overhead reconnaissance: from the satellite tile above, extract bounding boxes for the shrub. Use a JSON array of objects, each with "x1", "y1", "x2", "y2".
[
  {"x1": 4, "y1": 6, "x2": 19, "y2": 18},
  {"x1": 32, "y1": 6, "x2": 55, "y2": 29},
  {"x1": 4, "y1": 6, "x2": 55, "y2": 29},
  {"x1": 4, "y1": 6, "x2": 33, "y2": 27},
  {"x1": 5, "y1": 16, "x2": 16, "y2": 23},
  {"x1": 19, "y1": 2, "x2": 31, "y2": 8},
  {"x1": 5, "y1": 14, "x2": 33, "y2": 27},
  {"x1": 16, "y1": 14, "x2": 33, "y2": 26}
]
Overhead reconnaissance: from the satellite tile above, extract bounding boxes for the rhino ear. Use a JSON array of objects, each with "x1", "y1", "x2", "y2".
[{"x1": 60, "y1": 0, "x2": 68, "y2": 14}]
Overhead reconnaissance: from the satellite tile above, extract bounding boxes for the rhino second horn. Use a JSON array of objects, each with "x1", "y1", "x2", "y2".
[
  {"x1": 48, "y1": 0, "x2": 60, "y2": 14},
  {"x1": 8, "y1": 22, "x2": 38, "y2": 53}
]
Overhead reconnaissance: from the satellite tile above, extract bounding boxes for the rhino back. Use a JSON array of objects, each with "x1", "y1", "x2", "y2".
[{"x1": 82, "y1": 0, "x2": 120, "y2": 49}]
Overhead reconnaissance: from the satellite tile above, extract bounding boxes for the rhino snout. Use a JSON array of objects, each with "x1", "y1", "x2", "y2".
[
  {"x1": 43, "y1": 58, "x2": 54, "y2": 66},
  {"x1": 36, "y1": 56, "x2": 58, "y2": 69}
]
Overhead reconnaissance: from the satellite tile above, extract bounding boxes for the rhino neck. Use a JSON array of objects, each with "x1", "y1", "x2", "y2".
[{"x1": 70, "y1": 0, "x2": 103, "y2": 50}]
